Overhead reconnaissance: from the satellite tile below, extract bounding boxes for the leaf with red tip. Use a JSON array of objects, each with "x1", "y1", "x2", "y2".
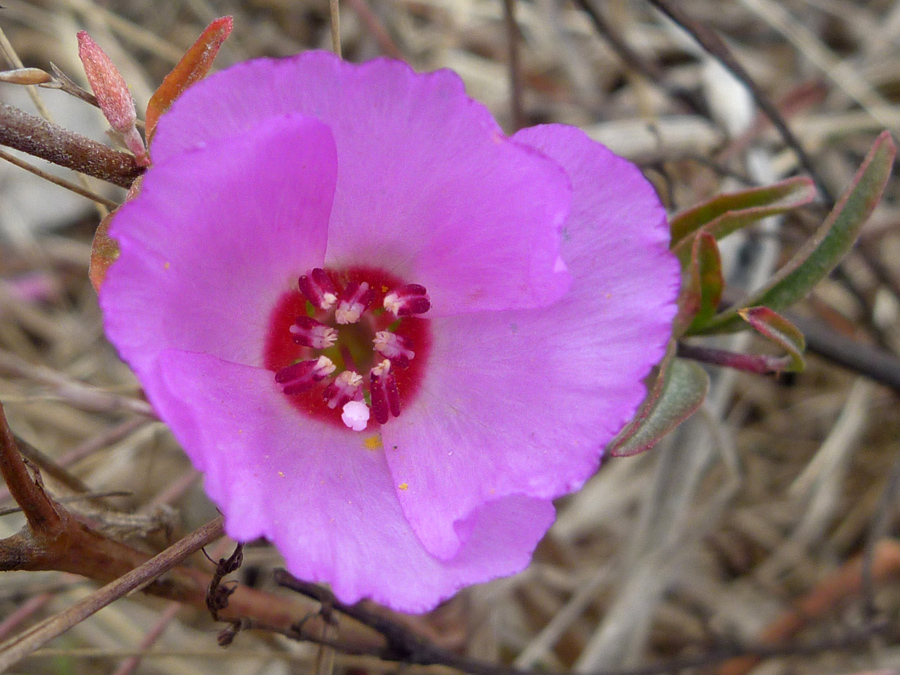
[
  {"x1": 671, "y1": 176, "x2": 816, "y2": 266},
  {"x1": 697, "y1": 131, "x2": 897, "y2": 334},
  {"x1": 673, "y1": 232, "x2": 723, "y2": 337},
  {"x1": 145, "y1": 16, "x2": 233, "y2": 140},
  {"x1": 608, "y1": 345, "x2": 710, "y2": 457},
  {"x1": 739, "y1": 307, "x2": 806, "y2": 372}
]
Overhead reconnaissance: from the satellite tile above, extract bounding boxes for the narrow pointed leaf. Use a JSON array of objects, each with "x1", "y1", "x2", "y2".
[
  {"x1": 609, "y1": 347, "x2": 710, "y2": 457},
  {"x1": 670, "y1": 176, "x2": 815, "y2": 249},
  {"x1": 697, "y1": 131, "x2": 896, "y2": 334},
  {"x1": 145, "y1": 16, "x2": 233, "y2": 140},
  {"x1": 739, "y1": 307, "x2": 806, "y2": 372}
]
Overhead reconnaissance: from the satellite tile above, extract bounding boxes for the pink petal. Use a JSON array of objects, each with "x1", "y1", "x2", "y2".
[
  {"x1": 151, "y1": 350, "x2": 555, "y2": 612},
  {"x1": 150, "y1": 52, "x2": 572, "y2": 315},
  {"x1": 101, "y1": 113, "x2": 337, "y2": 373},
  {"x1": 382, "y1": 125, "x2": 680, "y2": 559}
]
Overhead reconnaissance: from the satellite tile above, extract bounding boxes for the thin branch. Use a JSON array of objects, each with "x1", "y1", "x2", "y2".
[
  {"x1": 0, "y1": 101, "x2": 142, "y2": 188},
  {"x1": 644, "y1": 0, "x2": 836, "y2": 208},
  {"x1": 0, "y1": 402, "x2": 62, "y2": 532},
  {"x1": 111, "y1": 601, "x2": 181, "y2": 675},
  {"x1": 330, "y1": 0, "x2": 342, "y2": 57},
  {"x1": 0, "y1": 492, "x2": 131, "y2": 517},
  {"x1": 502, "y1": 0, "x2": 524, "y2": 131},
  {"x1": 0, "y1": 147, "x2": 119, "y2": 210},
  {"x1": 716, "y1": 540, "x2": 900, "y2": 675},
  {"x1": 0, "y1": 348, "x2": 154, "y2": 417},
  {"x1": 344, "y1": 0, "x2": 403, "y2": 59},
  {"x1": 0, "y1": 518, "x2": 225, "y2": 672},
  {"x1": 0, "y1": 400, "x2": 382, "y2": 658},
  {"x1": 787, "y1": 313, "x2": 900, "y2": 394},
  {"x1": 273, "y1": 569, "x2": 895, "y2": 675}
]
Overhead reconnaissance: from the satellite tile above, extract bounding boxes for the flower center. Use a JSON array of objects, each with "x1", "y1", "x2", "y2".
[{"x1": 264, "y1": 266, "x2": 431, "y2": 432}]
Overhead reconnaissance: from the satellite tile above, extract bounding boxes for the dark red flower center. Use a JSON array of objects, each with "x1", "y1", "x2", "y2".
[{"x1": 264, "y1": 266, "x2": 431, "y2": 431}]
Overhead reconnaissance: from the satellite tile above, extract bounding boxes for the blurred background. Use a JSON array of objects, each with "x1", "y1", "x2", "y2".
[{"x1": 0, "y1": 0, "x2": 899, "y2": 673}]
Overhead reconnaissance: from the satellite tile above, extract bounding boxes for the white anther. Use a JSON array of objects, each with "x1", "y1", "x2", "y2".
[
  {"x1": 335, "y1": 281, "x2": 373, "y2": 325},
  {"x1": 341, "y1": 400, "x2": 370, "y2": 432},
  {"x1": 383, "y1": 293, "x2": 402, "y2": 316},
  {"x1": 313, "y1": 355, "x2": 337, "y2": 377},
  {"x1": 289, "y1": 321, "x2": 338, "y2": 350},
  {"x1": 374, "y1": 331, "x2": 415, "y2": 364},
  {"x1": 321, "y1": 292, "x2": 338, "y2": 310},
  {"x1": 338, "y1": 370, "x2": 363, "y2": 388},
  {"x1": 383, "y1": 284, "x2": 430, "y2": 317},
  {"x1": 335, "y1": 304, "x2": 363, "y2": 325},
  {"x1": 371, "y1": 359, "x2": 391, "y2": 377}
]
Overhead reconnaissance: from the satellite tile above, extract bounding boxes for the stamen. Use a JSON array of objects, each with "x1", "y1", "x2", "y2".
[
  {"x1": 275, "y1": 356, "x2": 336, "y2": 395},
  {"x1": 341, "y1": 400, "x2": 370, "y2": 432},
  {"x1": 290, "y1": 316, "x2": 338, "y2": 349},
  {"x1": 373, "y1": 331, "x2": 415, "y2": 367},
  {"x1": 384, "y1": 284, "x2": 430, "y2": 317},
  {"x1": 369, "y1": 359, "x2": 400, "y2": 424},
  {"x1": 335, "y1": 281, "x2": 374, "y2": 325},
  {"x1": 298, "y1": 268, "x2": 338, "y2": 310},
  {"x1": 323, "y1": 370, "x2": 363, "y2": 409}
]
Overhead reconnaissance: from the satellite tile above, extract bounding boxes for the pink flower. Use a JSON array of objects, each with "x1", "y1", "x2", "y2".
[{"x1": 101, "y1": 52, "x2": 679, "y2": 612}]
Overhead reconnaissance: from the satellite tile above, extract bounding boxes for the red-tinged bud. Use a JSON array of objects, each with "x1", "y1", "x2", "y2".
[{"x1": 77, "y1": 31, "x2": 149, "y2": 166}]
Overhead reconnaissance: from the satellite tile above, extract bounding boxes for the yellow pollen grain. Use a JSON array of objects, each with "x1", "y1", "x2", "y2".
[
  {"x1": 164, "y1": 261, "x2": 170, "y2": 269},
  {"x1": 364, "y1": 435, "x2": 383, "y2": 450},
  {"x1": 278, "y1": 471, "x2": 285, "y2": 477},
  {"x1": 399, "y1": 482, "x2": 409, "y2": 490}
]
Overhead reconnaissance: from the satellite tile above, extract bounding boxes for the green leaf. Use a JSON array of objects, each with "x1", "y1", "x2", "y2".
[
  {"x1": 145, "y1": 16, "x2": 233, "y2": 141},
  {"x1": 696, "y1": 131, "x2": 896, "y2": 334},
  {"x1": 608, "y1": 347, "x2": 710, "y2": 457},
  {"x1": 739, "y1": 307, "x2": 806, "y2": 372},
  {"x1": 670, "y1": 176, "x2": 816, "y2": 250}
]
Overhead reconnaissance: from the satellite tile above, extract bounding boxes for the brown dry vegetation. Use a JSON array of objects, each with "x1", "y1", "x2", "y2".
[{"x1": 0, "y1": 0, "x2": 899, "y2": 674}]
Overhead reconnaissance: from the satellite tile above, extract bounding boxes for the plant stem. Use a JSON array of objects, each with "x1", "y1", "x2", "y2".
[{"x1": 0, "y1": 101, "x2": 142, "y2": 188}]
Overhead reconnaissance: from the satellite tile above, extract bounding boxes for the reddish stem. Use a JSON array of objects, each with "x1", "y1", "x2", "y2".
[
  {"x1": 0, "y1": 101, "x2": 142, "y2": 188},
  {"x1": 677, "y1": 342, "x2": 790, "y2": 375}
]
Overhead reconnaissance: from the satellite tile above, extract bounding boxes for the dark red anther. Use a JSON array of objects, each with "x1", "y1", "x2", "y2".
[
  {"x1": 298, "y1": 268, "x2": 338, "y2": 310},
  {"x1": 275, "y1": 356, "x2": 335, "y2": 395},
  {"x1": 369, "y1": 359, "x2": 399, "y2": 424},
  {"x1": 384, "y1": 284, "x2": 430, "y2": 317},
  {"x1": 290, "y1": 316, "x2": 337, "y2": 349},
  {"x1": 385, "y1": 371, "x2": 401, "y2": 418},
  {"x1": 335, "y1": 280, "x2": 375, "y2": 324},
  {"x1": 323, "y1": 371, "x2": 363, "y2": 409}
]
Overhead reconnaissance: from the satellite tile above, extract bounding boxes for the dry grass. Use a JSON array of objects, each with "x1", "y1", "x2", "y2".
[{"x1": 0, "y1": 0, "x2": 899, "y2": 673}]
